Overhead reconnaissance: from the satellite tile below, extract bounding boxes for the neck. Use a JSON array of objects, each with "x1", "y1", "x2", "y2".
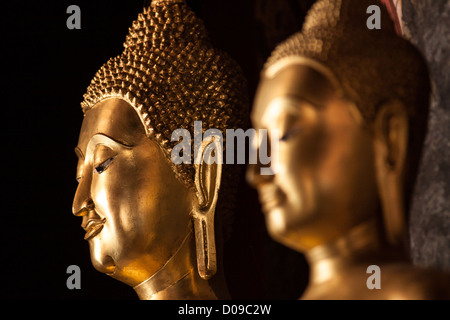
[
  {"x1": 133, "y1": 231, "x2": 218, "y2": 300},
  {"x1": 305, "y1": 218, "x2": 386, "y2": 286}
]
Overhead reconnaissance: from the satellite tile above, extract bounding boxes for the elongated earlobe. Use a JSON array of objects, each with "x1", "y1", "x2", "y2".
[
  {"x1": 373, "y1": 99, "x2": 409, "y2": 246},
  {"x1": 192, "y1": 136, "x2": 223, "y2": 279}
]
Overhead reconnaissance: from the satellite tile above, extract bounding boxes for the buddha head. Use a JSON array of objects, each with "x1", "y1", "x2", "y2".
[
  {"x1": 72, "y1": 0, "x2": 248, "y2": 299},
  {"x1": 247, "y1": 0, "x2": 429, "y2": 253}
]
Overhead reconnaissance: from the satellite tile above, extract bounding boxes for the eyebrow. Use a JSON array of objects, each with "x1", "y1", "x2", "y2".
[
  {"x1": 288, "y1": 94, "x2": 323, "y2": 110},
  {"x1": 91, "y1": 133, "x2": 135, "y2": 148},
  {"x1": 263, "y1": 96, "x2": 304, "y2": 121},
  {"x1": 74, "y1": 133, "x2": 134, "y2": 160}
]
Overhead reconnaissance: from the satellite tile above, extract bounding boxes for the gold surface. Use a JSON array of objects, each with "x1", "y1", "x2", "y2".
[
  {"x1": 74, "y1": 99, "x2": 221, "y2": 299},
  {"x1": 248, "y1": 0, "x2": 450, "y2": 299},
  {"x1": 73, "y1": 0, "x2": 248, "y2": 299}
]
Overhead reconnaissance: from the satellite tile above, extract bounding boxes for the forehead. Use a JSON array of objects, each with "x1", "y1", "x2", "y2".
[
  {"x1": 252, "y1": 61, "x2": 339, "y2": 127},
  {"x1": 77, "y1": 98, "x2": 146, "y2": 155}
]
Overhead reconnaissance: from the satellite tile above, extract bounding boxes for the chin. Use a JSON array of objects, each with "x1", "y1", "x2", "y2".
[
  {"x1": 265, "y1": 207, "x2": 293, "y2": 243},
  {"x1": 89, "y1": 242, "x2": 116, "y2": 275},
  {"x1": 265, "y1": 206, "x2": 319, "y2": 252},
  {"x1": 266, "y1": 221, "x2": 302, "y2": 252},
  {"x1": 91, "y1": 256, "x2": 116, "y2": 276}
]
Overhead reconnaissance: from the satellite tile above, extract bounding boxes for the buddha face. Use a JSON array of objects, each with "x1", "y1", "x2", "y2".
[
  {"x1": 73, "y1": 98, "x2": 194, "y2": 287},
  {"x1": 247, "y1": 62, "x2": 380, "y2": 251}
]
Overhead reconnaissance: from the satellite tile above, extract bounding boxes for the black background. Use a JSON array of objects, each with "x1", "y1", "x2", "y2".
[{"x1": 2, "y1": 0, "x2": 314, "y2": 299}]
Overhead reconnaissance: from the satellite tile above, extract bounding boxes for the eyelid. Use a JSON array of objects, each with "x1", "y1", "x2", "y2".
[
  {"x1": 99, "y1": 156, "x2": 115, "y2": 167},
  {"x1": 93, "y1": 145, "x2": 118, "y2": 166},
  {"x1": 86, "y1": 134, "x2": 133, "y2": 159},
  {"x1": 91, "y1": 144, "x2": 117, "y2": 175},
  {"x1": 95, "y1": 156, "x2": 116, "y2": 174},
  {"x1": 280, "y1": 125, "x2": 302, "y2": 141},
  {"x1": 277, "y1": 109, "x2": 303, "y2": 141}
]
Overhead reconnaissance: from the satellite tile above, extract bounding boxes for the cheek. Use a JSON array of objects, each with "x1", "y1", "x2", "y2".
[
  {"x1": 278, "y1": 128, "x2": 324, "y2": 209},
  {"x1": 91, "y1": 155, "x2": 144, "y2": 236},
  {"x1": 314, "y1": 123, "x2": 376, "y2": 216},
  {"x1": 129, "y1": 146, "x2": 193, "y2": 236}
]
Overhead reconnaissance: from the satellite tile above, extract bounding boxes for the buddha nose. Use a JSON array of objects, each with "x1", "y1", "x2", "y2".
[
  {"x1": 246, "y1": 161, "x2": 274, "y2": 188},
  {"x1": 246, "y1": 131, "x2": 275, "y2": 188},
  {"x1": 246, "y1": 163, "x2": 260, "y2": 188},
  {"x1": 72, "y1": 174, "x2": 93, "y2": 217}
]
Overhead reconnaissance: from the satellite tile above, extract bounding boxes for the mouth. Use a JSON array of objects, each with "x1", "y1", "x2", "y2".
[
  {"x1": 258, "y1": 185, "x2": 286, "y2": 214},
  {"x1": 83, "y1": 218, "x2": 106, "y2": 240}
]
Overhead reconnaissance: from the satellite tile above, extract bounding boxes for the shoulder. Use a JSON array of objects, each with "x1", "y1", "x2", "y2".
[{"x1": 379, "y1": 263, "x2": 450, "y2": 299}]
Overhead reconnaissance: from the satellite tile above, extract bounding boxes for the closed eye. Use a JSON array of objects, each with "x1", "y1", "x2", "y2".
[
  {"x1": 95, "y1": 157, "x2": 115, "y2": 174},
  {"x1": 280, "y1": 126, "x2": 302, "y2": 142}
]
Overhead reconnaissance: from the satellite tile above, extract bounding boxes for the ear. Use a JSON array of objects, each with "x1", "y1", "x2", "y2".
[
  {"x1": 373, "y1": 99, "x2": 409, "y2": 246},
  {"x1": 192, "y1": 136, "x2": 223, "y2": 279}
]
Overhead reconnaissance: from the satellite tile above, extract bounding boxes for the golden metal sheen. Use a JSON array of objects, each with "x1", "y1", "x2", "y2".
[
  {"x1": 248, "y1": 0, "x2": 450, "y2": 299},
  {"x1": 73, "y1": 0, "x2": 248, "y2": 300}
]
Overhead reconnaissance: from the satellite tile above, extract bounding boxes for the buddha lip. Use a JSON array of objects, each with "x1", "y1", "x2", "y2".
[
  {"x1": 84, "y1": 218, "x2": 106, "y2": 240},
  {"x1": 261, "y1": 197, "x2": 284, "y2": 213},
  {"x1": 259, "y1": 186, "x2": 285, "y2": 213}
]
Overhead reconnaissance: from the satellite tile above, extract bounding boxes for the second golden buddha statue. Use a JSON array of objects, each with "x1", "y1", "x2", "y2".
[{"x1": 247, "y1": 0, "x2": 450, "y2": 299}]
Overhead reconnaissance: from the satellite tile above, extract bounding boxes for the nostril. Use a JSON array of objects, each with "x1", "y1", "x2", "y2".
[
  {"x1": 73, "y1": 199, "x2": 95, "y2": 217},
  {"x1": 246, "y1": 162, "x2": 276, "y2": 188},
  {"x1": 73, "y1": 206, "x2": 88, "y2": 217}
]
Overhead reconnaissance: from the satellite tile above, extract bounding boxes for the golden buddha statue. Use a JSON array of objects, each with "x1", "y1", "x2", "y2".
[
  {"x1": 247, "y1": 0, "x2": 450, "y2": 299},
  {"x1": 72, "y1": 0, "x2": 248, "y2": 299}
]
